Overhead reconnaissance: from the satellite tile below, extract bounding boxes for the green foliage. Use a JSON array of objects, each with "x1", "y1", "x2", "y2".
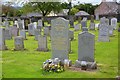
[
  {"x1": 21, "y1": 2, "x2": 63, "y2": 16},
  {"x1": 20, "y1": 3, "x2": 34, "y2": 15},
  {"x1": 70, "y1": 7, "x2": 79, "y2": 15},
  {"x1": 74, "y1": 3, "x2": 98, "y2": 15}
]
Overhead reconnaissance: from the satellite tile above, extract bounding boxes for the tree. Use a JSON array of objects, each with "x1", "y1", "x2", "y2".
[
  {"x1": 74, "y1": 3, "x2": 98, "y2": 15},
  {"x1": 70, "y1": 7, "x2": 79, "y2": 15},
  {"x1": 21, "y1": 2, "x2": 63, "y2": 17}
]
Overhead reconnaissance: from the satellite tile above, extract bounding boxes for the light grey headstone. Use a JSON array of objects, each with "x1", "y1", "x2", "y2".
[
  {"x1": 82, "y1": 17, "x2": 87, "y2": 21},
  {"x1": 82, "y1": 27, "x2": 88, "y2": 32},
  {"x1": 111, "y1": 18, "x2": 117, "y2": 29},
  {"x1": 81, "y1": 20, "x2": 87, "y2": 28},
  {"x1": 69, "y1": 30, "x2": 74, "y2": 41},
  {"x1": 105, "y1": 18, "x2": 109, "y2": 25},
  {"x1": 109, "y1": 25, "x2": 114, "y2": 36},
  {"x1": 33, "y1": 22, "x2": 37, "y2": 29},
  {"x1": 44, "y1": 27, "x2": 50, "y2": 36},
  {"x1": 98, "y1": 24, "x2": 110, "y2": 42},
  {"x1": 74, "y1": 24, "x2": 80, "y2": 31},
  {"x1": 34, "y1": 29, "x2": 41, "y2": 40},
  {"x1": 21, "y1": 20, "x2": 25, "y2": 29},
  {"x1": 51, "y1": 17, "x2": 69, "y2": 61},
  {"x1": 95, "y1": 14, "x2": 99, "y2": 20},
  {"x1": 75, "y1": 31, "x2": 97, "y2": 69},
  {"x1": 5, "y1": 29, "x2": 12, "y2": 40},
  {"x1": 4, "y1": 19, "x2": 9, "y2": 29},
  {"x1": 100, "y1": 17, "x2": 106, "y2": 24},
  {"x1": 89, "y1": 22, "x2": 95, "y2": 30},
  {"x1": 19, "y1": 30, "x2": 26, "y2": 40},
  {"x1": 28, "y1": 23, "x2": 35, "y2": 36},
  {"x1": 18, "y1": 22, "x2": 23, "y2": 30},
  {"x1": 37, "y1": 35, "x2": 48, "y2": 51},
  {"x1": 0, "y1": 28, "x2": 7, "y2": 50},
  {"x1": 14, "y1": 36, "x2": 24, "y2": 50},
  {"x1": 38, "y1": 19, "x2": 43, "y2": 29},
  {"x1": 78, "y1": 31, "x2": 95, "y2": 62},
  {"x1": 11, "y1": 25, "x2": 19, "y2": 37}
]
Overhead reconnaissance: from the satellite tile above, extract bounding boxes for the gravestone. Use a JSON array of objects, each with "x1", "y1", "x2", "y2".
[
  {"x1": 69, "y1": 16, "x2": 74, "y2": 28},
  {"x1": 33, "y1": 22, "x2": 37, "y2": 29},
  {"x1": 105, "y1": 18, "x2": 109, "y2": 25},
  {"x1": 51, "y1": 17, "x2": 69, "y2": 61},
  {"x1": 0, "y1": 28, "x2": 7, "y2": 50},
  {"x1": 14, "y1": 36, "x2": 24, "y2": 50},
  {"x1": 4, "y1": 19, "x2": 9, "y2": 29},
  {"x1": 69, "y1": 30, "x2": 74, "y2": 41},
  {"x1": 11, "y1": 25, "x2": 19, "y2": 37},
  {"x1": 18, "y1": 21, "x2": 23, "y2": 30},
  {"x1": 100, "y1": 17, "x2": 106, "y2": 24},
  {"x1": 75, "y1": 31, "x2": 97, "y2": 69},
  {"x1": 28, "y1": 23, "x2": 35, "y2": 36},
  {"x1": 89, "y1": 23, "x2": 95, "y2": 30},
  {"x1": 95, "y1": 14, "x2": 99, "y2": 20},
  {"x1": 19, "y1": 30, "x2": 26, "y2": 40},
  {"x1": 82, "y1": 17, "x2": 87, "y2": 21},
  {"x1": 111, "y1": 18, "x2": 117, "y2": 30},
  {"x1": 82, "y1": 27, "x2": 88, "y2": 32},
  {"x1": 44, "y1": 27, "x2": 50, "y2": 36},
  {"x1": 38, "y1": 19, "x2": 43, "y2": 29},
  {"x1": 89, "y1": 15, "x2": 95, "y2": 30},
  {"x1": 81, "y1": 20, "x2": 87, "y2": 29},
  {"x1": 21, "y1": 20, "x2": 25, "y2": 29},
  {"x1": 5, "y1": 29, "x2": 12, "y2": 40},
  {"x1": 98, "y1": 24, "x2": 110, "y2": 42},
  {"x1": 34, "y1": 29, "x2": 41, "y2": 40},
  {"x1": 37, "y1": 35, "x2": 48, "y2": 51},
  {"x1": 74, "y1": 24, "x2": 80, "y2": 31},
  {"x1": 109, "y1": 25, "x2": 114, "y2": 36}
]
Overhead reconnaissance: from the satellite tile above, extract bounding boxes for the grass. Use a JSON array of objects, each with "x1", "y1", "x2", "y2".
[{"x1": 1, "y1": 21, "x2": 119, "y2": 78}]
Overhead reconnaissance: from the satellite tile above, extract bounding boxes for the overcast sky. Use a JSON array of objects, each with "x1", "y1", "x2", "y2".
[{"x1": 1, "y1": 0, "x2": 120, "y2": 6}]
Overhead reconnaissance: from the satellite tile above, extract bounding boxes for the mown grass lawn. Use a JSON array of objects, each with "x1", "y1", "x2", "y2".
[{"x1": 2, "y1": 21, "x2": 119, "y2": 78}]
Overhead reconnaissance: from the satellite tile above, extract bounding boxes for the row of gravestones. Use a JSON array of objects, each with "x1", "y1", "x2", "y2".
[
  {"x1": 74, "y1": 16, "x2": 117, "y2": 32},
  {"x1": 1, "y1": 17, "x2": 118, "y2": 69},
  {"x1": 50, "y1": 17, "x2": 97, "y2": 69},
  {"x1": 0, "y1": 17, "x2": 97, "y2": 70}
]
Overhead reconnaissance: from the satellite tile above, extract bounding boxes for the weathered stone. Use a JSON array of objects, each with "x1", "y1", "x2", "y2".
[
  {"x1": 89, "y1": 22, "x2": 95, "y2": 30},
  {"x1": 34, "y1": 29, "x2": 41, "y2": 40},
  {"x1": 19, "y1": 30, "x2": 26, "y2": 40},
  {"x1": 14, "y1": 36, "x2": 25, "y2": 50},
  {"x1": 74, "y1": 24, "x2": 80, "y2": 31},
  {"x1": 4, "y1": 29, "x2": 12, "y2": 40},
  {"x1": 44, "y1": 27, "x2": 50, "y2": 36},
  {"x1": 0, "y1": 28, "x2": 7, "y2": 50},
  {"x1": 51, "y1": 17, "x2": 69, "y2": 61},
  {"x1": 37, "y1": 35, "x2": 48, "y2": 51},
  {"x1": 75, "y1": 31, "x2": 97, "y2": 70},
  {"x1": 11, "y1": 25, "x2": 19, "y2": 37},
  {"x1": 111, "y1": 18, "x2": 117, "y2": 30},
  {"x1": 98, "y1": 24, "x2": 110, "y2": 42},
  {"x1": 69, "y1": 30, "x2": 74, "y2": 41},
  {"x1": 28, "y1": 23, "x2": 35, "y2": 36}
]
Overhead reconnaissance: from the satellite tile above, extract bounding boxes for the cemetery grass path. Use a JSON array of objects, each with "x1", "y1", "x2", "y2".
[{"x1": 2, "y1": 21, "x2": 119, "y2": 78}]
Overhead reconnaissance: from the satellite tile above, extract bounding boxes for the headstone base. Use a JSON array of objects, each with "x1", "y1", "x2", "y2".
[
  {"x1": 14, "y1": 48, "x2": 25, "y2": 51},
  {"x1": 0, "y1": 45, "x2": 8, "y2": 50},
  {"x1": 98, "y1": 36, "x2": 110, "y2": 42},
  {"x1": 118, "y1": 28, "x2": 120, "y2": 32},
  {"x1": 75, "y1": 60, "x2": 97, "y2": 70},
  {"x1": 37, "y1": 48, "x2": 49, "y2": 52}
]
